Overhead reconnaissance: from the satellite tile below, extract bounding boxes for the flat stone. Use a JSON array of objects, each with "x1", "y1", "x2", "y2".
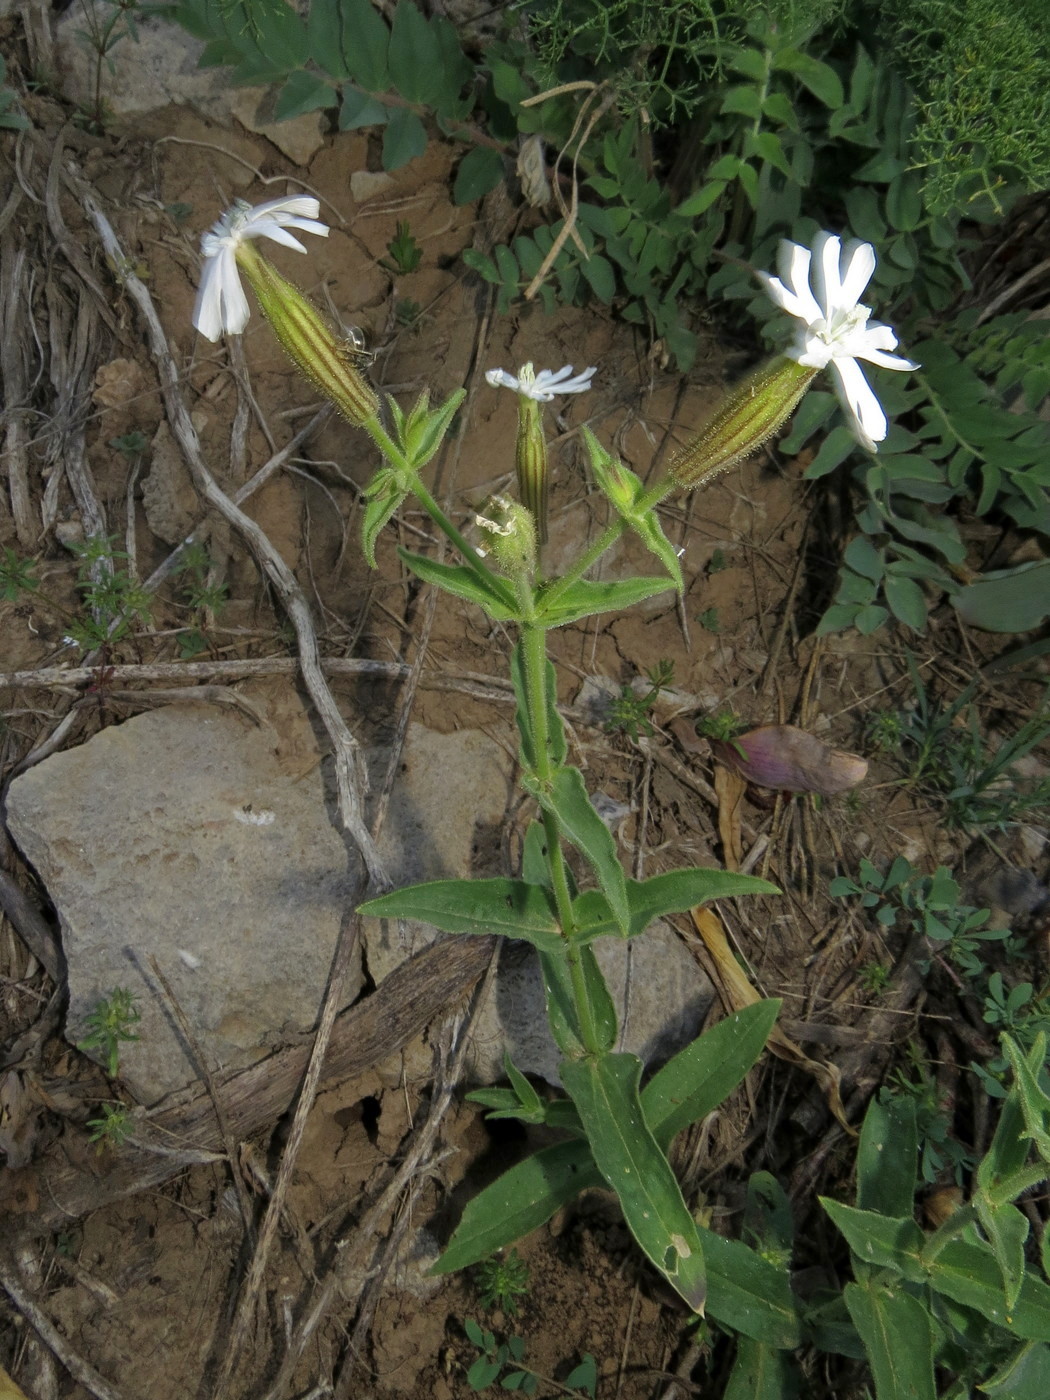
[
  {"x1": 55, "y1": 4, "x2": 323, "y2": 163},
  {"x1": 56, "y1": 7, "x2": 230, "y2": 117},
  {"x1": 7, "y1": 700, "x2": 361, "y2": 1104}
]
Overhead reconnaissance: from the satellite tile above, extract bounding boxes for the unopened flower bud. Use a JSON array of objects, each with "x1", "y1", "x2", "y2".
[
  {"x1": 234, "y1": 242, "x2": 380, "y2": 427},
  {"x1": 669, "y1": 357, "x2": 816, "y2": 490}
]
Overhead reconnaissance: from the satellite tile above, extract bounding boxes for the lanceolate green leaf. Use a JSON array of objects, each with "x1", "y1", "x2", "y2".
[
  {"x1": 571, "y1": 868, "x2": 778, "y2": 941},
  {"x1": 524, "y1": 768, "x2": 629, "y2": 933},
  {"x1": 562, "y1": 1054, "x2": 707, "y2": 1314},
  {"x1": 509, "y1": 646, "x2": 566, "y2": 771},
  {"x1": 724, "y1": 1336, "x2": 800, "y2": 1400},
  {"x1": 821, "y1": 1201, "x2": 926, "y2": 1281},
  {"x1": 856, "y1": 1095, "x2": 918, "y2": 1219},
  {"x1": 430, "y1": 1139, "x2": 595, "y2": 1275},
  {"x1": 434, "y1": 1129, "x2": 799, "y2": 1346},
  {"x1": 825, "y1": 1202, "x2": 1050, "y2": 1341},
  {"x1": 537, "y1": 944, "x2": 617, "y2": 1055},
  {"x1": 536, "y1": 576, "x2": 675, "y2": 627},
  {"x1": 974, "y1": 1200, "x2": 1029, "y2": 1314},
  {"x1": 925, "y1": 1240, "x2": 1050, "y2": 1341},
  {"x1": 698, "y1": 1228, "x2": 800, "y2": 1349},
  {"x1": 981, "y1": 1342, "x2": 1050, "y2": 1400},
  {"x1": 1003, "y1": 1035, "x2": 1050, "y2": 1164},
  {"x1": 397, "y1": 548, "x2": 518, "y2": 617},
  {"x1": 358, "y1": 878, "x2": 562, "y2": 950},
  {"x1": 643, "y1": 1001, "x2": 781, "y2": 1147},
  {"x1": 361, "y1": 470, "x2": 407, "y2": 566},
  {"x1": 537, "y1": 949, "x2": 585, "y2": 1056},
  {"x1": 844, "y1": 1279, "x2": 936, "y2": 1400}
]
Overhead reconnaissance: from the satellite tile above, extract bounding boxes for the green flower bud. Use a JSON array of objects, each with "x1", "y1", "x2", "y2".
[
  {"x1": 235, "y1": 242, "x2": 380, "y2": 427},
  {"x1": 516, "y1": 383, "x2": 549, "y2": 545},
  {"x1": 668, "y1": 357, "x2": 817, "y2": 490},
  {"x1": 476, "y1": 495, "x2": 537, "y2": 579}
]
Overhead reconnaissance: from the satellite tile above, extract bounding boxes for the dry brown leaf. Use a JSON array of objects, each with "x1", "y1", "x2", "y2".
[
  {"x1": 691, "y1": 907, "x2": 856, "y2": 1137},
  {"x1": 713, "y1": 763, "x2": 745, "y2": 871},
  {"x1": 0, "y1": 1071, "x2": 42, "y2": 1171},
  {"x1": 0, "y1": 1361, "x2": 32, "y2": 1400}
]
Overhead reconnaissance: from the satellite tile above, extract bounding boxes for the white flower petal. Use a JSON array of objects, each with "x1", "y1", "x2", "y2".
[
  {"x1": 759, "y1": 230, "x2": 916, "y2": 450},
  {"x1": 193, "y1": 196, "x2": 329, "y2": 340},
  {"x1": 488, "y1": 364, "x2": 595, "y2": 401},
  {"x1": 245, "y1": 195, "x2": 323, "y2": 224},
  {"x1": 486, "y1": 368, "x2": 520, "y2": 391},
  {"x1": 811, "y1": 231, "x2": 843, "y2": 319},
  {"x1": 781, "y1": 240, "x2": 824, "y2": 324},
  {"x1": 830, "y1": 356, "x2": 886, "y2": 452},
  {"x1": 856, "y1": 346, "x2": 920, "y2": 373},
  {"x1": 193, "y1": 246, "x2": 249, "y2": 341},
  {"x1": 839, "y1": 239, "x2": 876, "y2": 308},
  {"x1": 251, "y1": 226, "x2": 312, "y2": 255}
]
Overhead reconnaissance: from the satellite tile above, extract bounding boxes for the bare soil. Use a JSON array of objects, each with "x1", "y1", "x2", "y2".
[{"x1": 1, "y1": 55, "x2": 1048, "y2": 1400}]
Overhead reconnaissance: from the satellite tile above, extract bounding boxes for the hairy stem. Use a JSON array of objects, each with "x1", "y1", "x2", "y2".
[{"x1": 520, "y1": 621, "x2": 602, "y2": 1055}]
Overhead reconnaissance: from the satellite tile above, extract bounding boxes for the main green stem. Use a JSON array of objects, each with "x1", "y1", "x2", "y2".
[{"x1": 519, "y1": 618, "x2": 603, "y2": 1056}]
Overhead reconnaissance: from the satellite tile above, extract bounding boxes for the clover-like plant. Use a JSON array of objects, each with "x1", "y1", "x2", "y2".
[{"x1": 188, "y1": 197, "x2": 914, "y2": 1318}]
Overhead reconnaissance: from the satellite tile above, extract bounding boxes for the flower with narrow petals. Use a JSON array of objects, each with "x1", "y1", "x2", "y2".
[
  {"x1": 484, "y1": 363, "x2": 595, "y2": 544},
  {"x1": 193, "y1": 195, "x2": 329, "y2": 342},
  {"x1": 759, "y1": 231, "x2": 917, "y2": 452},
  {"x1": 485, "y1": 363, "x2": 596, "y2": 401}
]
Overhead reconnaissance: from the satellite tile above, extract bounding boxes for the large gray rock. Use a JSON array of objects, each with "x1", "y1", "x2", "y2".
[
  {"x1": 55, "y1": 5, "x2": 326, "y2": 162},
  {"x1": 364, "y1": 725, "x2": 715, "y2": 1086},
  {"x1": 6, "y1": 701, "x2": 361, "y2": 1104}
]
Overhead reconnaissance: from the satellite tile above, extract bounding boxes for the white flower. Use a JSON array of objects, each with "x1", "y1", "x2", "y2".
[
  {"x1": 759, "y1": 231, "x2": 917, "y2": 452},
  {"x1": 485, "y1": 362, "x2": 596, "y2": 401},
  {"x1": 193, "y1": 196, "x2": 329, "y2": 342}
]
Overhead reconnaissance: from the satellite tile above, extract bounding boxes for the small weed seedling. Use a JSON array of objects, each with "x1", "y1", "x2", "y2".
[
  {"x1": 381, "y1": 221, "x2": 423, "y2": 276},
  {"x1": 462, "y1": 1318, "x2": 596, "y2": 1397},
  {"x1": 0, "y1": 546, "x2": 38, "y2": 601},
  {"x1": 87, "y1": 1101, "x2": 135, "y2": 1151},
  {"x1": 891, "y1": 659, "x2": 1050, "y2": 829},
  {"x1": 606, "y1": 660, "x2": 674, "y2": 741},
  {"x1": 830, "y1": 857, "x2": 1014, "y2": 978},
  {"x1": 858, "y1": 960, "x2": 892, "y2": 996},
  {"x1": 394, "y1": 297, "x2": 424, "y2": 328},
  {"x1": 886, "y1": 1053, "x2": 975, "y2": 1184},
  {"x1": 175, "y1": 542, "x2": 228, "y2": 658},
  {"x1": 973, "y1": 973, "x2": 1050, "y2": 1092},
  {"x1": 78, "y1": 987, "x2": 141, "y2": 1078},
  {"x1": 474, "y1": 1249, "x2": 530, "y2": 1316},
  {"x1": 67, "y1": 535, "x2": 153, "y2": 649},
  {"x1": 72, "y1": 0, "x2": 142, "y2": 130}
]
